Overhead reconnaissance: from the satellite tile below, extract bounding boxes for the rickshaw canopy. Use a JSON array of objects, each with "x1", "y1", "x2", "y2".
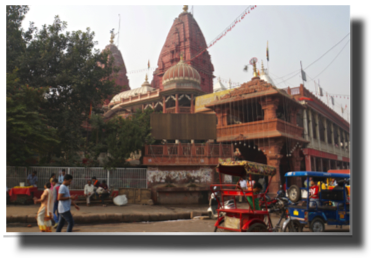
[
  {"x1": 217, "y1": 160, "x2": 277, "y2": 177},
  {"x1": 284, "y1": 171, "x2": 350, "y2": 179}
]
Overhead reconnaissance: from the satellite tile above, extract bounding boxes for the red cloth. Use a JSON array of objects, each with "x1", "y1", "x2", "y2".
[
  {"x1": 8, "y1": 187, "x2": 38, "y2": 196},
  {"x1": 309, "y1": 185, "x2": 319, "y2": 199}
]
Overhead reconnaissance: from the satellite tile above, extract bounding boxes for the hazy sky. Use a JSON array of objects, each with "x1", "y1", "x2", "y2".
[{"x1": 21, "y1": 5, "x2": 350, "y2": 120}]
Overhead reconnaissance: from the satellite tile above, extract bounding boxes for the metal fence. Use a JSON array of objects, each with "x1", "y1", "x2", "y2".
[{"x1": 6, "y1": 166, "x2": 147, "y2": 190}]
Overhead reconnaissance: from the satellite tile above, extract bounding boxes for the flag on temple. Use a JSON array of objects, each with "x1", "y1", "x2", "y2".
[
  {"x1": 319, "y1": 86, "x2": 323, "y2": 96},
  {"x1": 148, "y1": 60, "x2": 150, "y2": 69},
  {"x1": 301, "y1": 69, "x2": 307, "y2": 81},
  {"x1": 266, "y1": 41, "x2": 269, "y2": 61}
]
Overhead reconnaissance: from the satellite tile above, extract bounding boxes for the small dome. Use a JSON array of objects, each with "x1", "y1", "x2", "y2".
[
  {"x1": 260, "y1": 61, "x2": 276, "y2": 87},
  {"x1": 213, "y1": 77, "x2": 227, "y2": 93},
  {"x1": 162, "y1": 58, "x2": 201, "y2": 86},
  {"x1": 109, "y1": 75, "x2": 155, "y2": 105}
]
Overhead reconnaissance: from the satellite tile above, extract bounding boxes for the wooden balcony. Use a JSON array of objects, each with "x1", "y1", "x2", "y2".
[
  {"x1": 143, "y1": 143, "x2": 233, "y2": 166},
  {"x1": 165, "y1": 107, "x2": 191, "y2": 113},
  {"x1": 217, "y1": 119, "x2": 305, "y2": 142}
]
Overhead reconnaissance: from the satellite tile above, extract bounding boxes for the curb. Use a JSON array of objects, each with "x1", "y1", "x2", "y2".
[{"x1": 7, "y1": 211, "x2": 210, "y2": 225}]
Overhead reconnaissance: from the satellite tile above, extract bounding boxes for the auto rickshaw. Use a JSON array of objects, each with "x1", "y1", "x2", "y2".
[
  {"x1": 283, "y1": 171, "x2": 350, "y2": 232},
  {"x1": 212, "y1": 160, "x2": 277, "y2": 232}
]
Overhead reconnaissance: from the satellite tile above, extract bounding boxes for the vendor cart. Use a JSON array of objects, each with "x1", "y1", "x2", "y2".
[{"x1": 212, "y1": 160, "x2": 277, "y2": 232}]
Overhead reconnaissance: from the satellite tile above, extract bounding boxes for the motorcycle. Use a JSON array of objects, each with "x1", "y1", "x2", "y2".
[
  {"x1": 207, "y1": 186, "x2": 235, "y2": 219},
  {"x1": 263, "y1": 185, "x2": 299, "y2": 232}
]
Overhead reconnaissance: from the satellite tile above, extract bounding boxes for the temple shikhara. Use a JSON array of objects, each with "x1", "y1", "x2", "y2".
[{"x1": 102, "y1": 6, "x2": 350, "y2": 203}]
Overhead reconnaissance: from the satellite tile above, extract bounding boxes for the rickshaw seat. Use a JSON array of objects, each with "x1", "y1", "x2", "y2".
[{"x1": 320, "y1": 190, "x2": 344, "y2": 201}]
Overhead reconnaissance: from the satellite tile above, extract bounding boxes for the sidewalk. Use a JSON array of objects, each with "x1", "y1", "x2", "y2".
[{"x1": 6, "y1": 204, "x2": 211, "y2": 225}]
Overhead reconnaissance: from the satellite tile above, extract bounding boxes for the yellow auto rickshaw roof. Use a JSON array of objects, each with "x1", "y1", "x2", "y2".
[{"x1": 217, "y1": 160, "x2": 277, "y2": 177}]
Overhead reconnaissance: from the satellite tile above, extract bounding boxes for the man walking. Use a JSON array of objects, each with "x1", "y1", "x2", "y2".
[
  {"x1": 56, "y1": 174, "x2": 80, "y2": 232},
  {"x1": 52, "y1": 178, "x2": 60, "y2": 227}
]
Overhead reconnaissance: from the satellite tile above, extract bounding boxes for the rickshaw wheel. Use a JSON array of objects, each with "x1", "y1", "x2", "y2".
[
  {"x1": 283, "y1": 220, "x2": 302, "y2": 232},
  {"x1": 214, "y1": 219, "x2": 225, "y2": 232},
  {"x1": 288, "y1": 185, "x2": 301, "y2": 203},
  {"x1": 247, "y1": 223, "x2": 267, "y2": 232},
  {"x1": 310, "y1": 218, "x2": 325, "y2": 232}
]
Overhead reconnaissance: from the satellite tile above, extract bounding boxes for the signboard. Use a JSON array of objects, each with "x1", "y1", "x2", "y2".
[{"x1": 195, "y1": 89, "x2": 232, "y2": 112}]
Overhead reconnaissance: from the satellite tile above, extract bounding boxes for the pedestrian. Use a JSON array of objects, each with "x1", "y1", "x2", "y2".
[
  {"x1": 56, "y1": 174, "x2": 80, "y2": 232},
  {"x1": 33, "y1": 182, "x2": 54, "y2": 232},
  {"x1": 27, "y1": 171, "x2": 38, "y2": 187},
  {"x1": 58, "y1": 169, "x2": 66, "y2": 184},
  {"x1": 51, "y1": 178, "x2": 60, "y2": 227},
  {"x1": 84, "y1": 179, "x2": 94, "y2": 207},
  {"x1": 92, "y1": 176, "x2": 100, "y2": 199},
  {"x1": 99, "y1": 180, "x2": 110, "y2": 207},
  {"x1": 236, "y1": 177, "x2": 247, "y2": 203},
  {"x1": 49, "y1": 173, "x2": 56, "y2": 190},
  {"x1": 309, "y1": 178, "x2": 320, "y2": 208}
]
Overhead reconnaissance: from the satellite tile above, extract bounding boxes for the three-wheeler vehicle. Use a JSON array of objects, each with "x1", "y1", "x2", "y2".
[
  {"x1": 283, "y1": 171, "x2": 350, "y2": 232},
  {"x1": 212, "y1": 160, "x2": 277, "y2": 232}
]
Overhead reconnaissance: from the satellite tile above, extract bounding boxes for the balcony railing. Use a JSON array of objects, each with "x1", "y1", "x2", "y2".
[
  {"x1": 146, "y1": 143, "x2": 233, "y2": 157},
  {"x1": 165, "y1": 106, "x2": 191, "y2": 113},
  {"x1": 217, "y1": 119, "x2": 304, "y2": 139}
]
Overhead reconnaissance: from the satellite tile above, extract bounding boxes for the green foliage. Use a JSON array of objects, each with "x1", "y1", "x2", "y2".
[
  {"x1": 88, "y1": 109, "x2": 155, "y2": 169},
  {"x1": 6, "y1": 6, "x2": 121, "y2": 166},
  {"x1": 7, "y1": 71, "x2": 59, "y2": 166}
]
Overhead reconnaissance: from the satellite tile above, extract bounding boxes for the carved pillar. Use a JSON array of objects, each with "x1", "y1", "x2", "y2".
[
  {"x1": 291, "y1": 148, "x2": 303, "y2": 186},
  {"x1": 261, "y1": 139, "x2": 283, "y2": 197},
  {"x1": 323, "y1": 118, "x2": 328, "y2": 143},
  {"x1": 162, "y1": 96, "x2": 166, "y2": 113},
  {"x1": 303, "y1": 108, "x2": 309, "y2": 140},
  {"x1": 215, "y1": 107, "x2": 222, "y2": 127},
  {"x1": 191, "y1": 94, "x2": 194, "y2": 113},
  {"x1": 331, "y1": 122, "x2": 335, "y2": 151},
  {"x1": 259, "y1": 98, "x2": 279, "y2": 121},
  {"x1": 308, "y1": 109, "x2": 314, "y2": 140},
  {"x1": 289, "y1": 108, "x2": 298, "y2": 126},
  {"x1": 175, "y1": 94, "x2": 179, "y2": 113},
  {"x1": 222, "y1": 107, "x2": 228, "y2": 126},
  {"x1": 315, "y1": 113, "x2": 320, "y2": 142}
]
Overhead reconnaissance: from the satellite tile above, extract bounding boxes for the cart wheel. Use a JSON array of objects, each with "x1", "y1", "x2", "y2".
[
  {"x1": 247, "y1": 223, "x2": 267, "y2": 232},
  {"x1": 310, "y1": 218, "x2": 325, "y2": 232},
  {"x1": 287, "y1": 185, "x2": 301, "y2": 203},
  {"x1": 283, "y1": 220, "x2": 302, "y2": 232},
  {"x1": 214, "y1": 219, "x2": 224, "y2": 232}
]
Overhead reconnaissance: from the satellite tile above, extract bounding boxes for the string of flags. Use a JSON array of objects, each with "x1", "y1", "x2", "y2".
[{"x1": 188, "y1": 5, "x2": 257, "y2": 63}]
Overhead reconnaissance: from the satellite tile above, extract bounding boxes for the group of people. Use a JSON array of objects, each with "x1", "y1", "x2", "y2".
[
  {"x1": 32, "y1": 169, "x2": 110, "y2": 233},
  {"x1": 33, "y1": 170, "x2": 79, "y2": 232},
  {"x1": 307, "y1": 177, "x2": 349, "y2": 208},
  {"x1": 84, "y1": 177, "x2": 111, "y2": 207},
  {"x1": 235, "y1": 175, "x2": 265, "y2": 210}
]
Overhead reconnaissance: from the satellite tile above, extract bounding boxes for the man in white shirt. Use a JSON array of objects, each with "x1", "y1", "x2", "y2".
[
  {"x1": 237, "y1": 177, "x2": 247, "y2": 203},
  {"x1": 84, "y1": 179, "x2": 94, "y2": 206}
]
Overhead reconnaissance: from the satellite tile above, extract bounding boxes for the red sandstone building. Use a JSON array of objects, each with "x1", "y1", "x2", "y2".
[{"x1": 103, "y1": 6, "x2": 350, "y2": 201}]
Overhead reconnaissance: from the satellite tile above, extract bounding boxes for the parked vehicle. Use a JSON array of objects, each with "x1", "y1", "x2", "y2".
[
  {"x1": 212, "y1": 160, "x2": 277, "y2": 232},
  {"x1": 207, "y1": 186, "x2": 235, "y2": 219},
  {"x1": 282, "y1": 171, "x2": 350, "y2": 232}
]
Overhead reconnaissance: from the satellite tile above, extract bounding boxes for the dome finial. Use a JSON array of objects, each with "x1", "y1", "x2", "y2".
[
  {"x1": 142, "y1": 73, "x2": 150, "y2": 87},
  {"x1": 179, "y1": 52, "x2": 184, "y2": 63},
  {"x1": 253, "y1": 61, "x2": 259, "y2": 77},
  {"x1": 183, "y1": 5, "x2": 188, "y2": 13},
  {"x1": 110, "y1": 28, "x2": 115, "y2": 44}
]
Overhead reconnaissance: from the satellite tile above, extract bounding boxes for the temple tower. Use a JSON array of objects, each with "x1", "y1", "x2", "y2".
[{"x1": 151, "y1": 5, "x2": 214, "y2": 93}]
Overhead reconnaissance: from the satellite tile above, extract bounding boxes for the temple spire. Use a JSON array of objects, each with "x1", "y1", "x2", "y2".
[
  {"x1": 253, "y1": 61, "x2": 259, "y2": 78},
  {"x1": 183, "y1": 5, "x2": 188, "y2": 13}
]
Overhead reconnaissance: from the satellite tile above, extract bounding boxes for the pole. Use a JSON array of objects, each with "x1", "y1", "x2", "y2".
[{"x1": 118, "y1": 14, "x2": 121, "y2": 47}]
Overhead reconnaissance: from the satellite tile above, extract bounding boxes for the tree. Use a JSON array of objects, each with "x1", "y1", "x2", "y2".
[
  {"x1": 7, "y1": 6, "x2": 121, "y2": 165},
  {"x1": 88, "y1": 109, "x2": 155, "y2": 169},
  {"x1": 7, "y1": 71, "x2": 59, "y2": 166}
]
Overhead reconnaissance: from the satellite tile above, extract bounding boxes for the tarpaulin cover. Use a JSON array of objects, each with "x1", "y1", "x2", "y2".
[{"x1": 217, "y1": 160, "x2": 277, "y2": 177}]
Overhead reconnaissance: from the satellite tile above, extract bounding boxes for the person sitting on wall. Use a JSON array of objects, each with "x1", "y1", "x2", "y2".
[
  {"x1": 97, "y1": 180, "x2": 110, "y2": 207},
  {"x1": 84, "y1": 180, "x2": 94, "y2": 207},
  {"x1": 234, "y1": 148, "x2": 242, "y2": 161}
]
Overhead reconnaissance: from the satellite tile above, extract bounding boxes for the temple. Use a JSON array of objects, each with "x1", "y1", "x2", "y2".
[{"x1": 102, "y1": 6, "x2": 350, "y2": 201}]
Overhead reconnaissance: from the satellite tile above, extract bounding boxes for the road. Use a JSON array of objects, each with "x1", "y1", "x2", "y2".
[{"x1": 7, "y1": 218, "x2": 350, "y2": 233}]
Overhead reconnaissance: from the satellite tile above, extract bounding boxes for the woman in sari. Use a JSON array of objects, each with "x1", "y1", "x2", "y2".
[{"x1": 33, "y1": 182, "x2": 54, "y2": 232}]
